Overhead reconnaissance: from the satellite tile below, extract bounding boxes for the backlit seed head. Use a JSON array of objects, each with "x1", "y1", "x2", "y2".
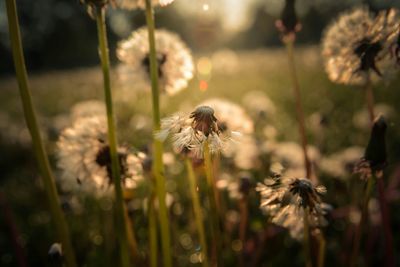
[{"x1": 190, "y1": 106, "x2": 219, "y2": 136}]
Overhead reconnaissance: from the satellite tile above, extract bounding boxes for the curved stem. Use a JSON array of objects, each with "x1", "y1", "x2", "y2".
[
  {"x1": 5, "y1": 1, "x2": 77, "y2": 267},
  {"x1": 144, "y1": 1, "x2": 172, "y2": 266},
  {"x1": 303, "y1": 208, "x2": 312, "y2": 267},
  {"x1": 95, "y1": 8, "x2": 130, "y2": 267},
  {"x1": 204, "y1": 141, "x2": 222, "y2": 267},
  {"x1": 350, "y1": 177, "x2": 373, "y2": 267},
  {"x1": 285, "y1": 39, "x2": 312, "y2": 179},
  {"x1": 186, "y1": 158, "x2": 209, "y2": 267}
]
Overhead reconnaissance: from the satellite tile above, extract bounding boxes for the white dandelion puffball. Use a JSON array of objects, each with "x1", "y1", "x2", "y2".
[
  {"x1": 242, "y1": 90, "x2": 276, "y2": 120},
  {"x1": 257, "y1": 176, "x2": 330, "y2": 240},
  {"x1": 118, "y1": 0, "x2": 174, "y2": 10},
  {"x1": 322, "y1": 7, "x2": 400, "y2": 85},
  {"x1": 269, "y1": 142, "x2": 320, "y2": 178},
  {"x1": 56, "y1": 115, "x2": 143, "y2": 196},
  {"x1": 70, "y1": 100, "x2": 106, "y2": 121},
  {"x1": 117, "y1": 27, "x2": 194, "y2": 95},
  {"x1": 320, "y1": 146, "x2": 364, "y2": 179}
]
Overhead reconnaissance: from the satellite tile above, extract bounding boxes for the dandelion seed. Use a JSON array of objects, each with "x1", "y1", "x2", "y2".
[
  {"x1": 257, "y1": 176, "x2": 330, "y2": 240},
  {"x1": 56, "y1": 115, "x2": 144, "y2": 196},
  {"x1": 322, "y1": 7, "x2": 400, "y2": 85},
  {"x1": 117, "y1": 27, "x2": 194, "y2": 95}
]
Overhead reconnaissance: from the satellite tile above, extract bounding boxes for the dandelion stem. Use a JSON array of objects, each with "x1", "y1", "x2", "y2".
[
  {"x1": 364, "y1": 82, "x2": 395, "y2": 267},
  {"x1": 303, "y1": 208, "x2": 312, "y2": 267},
  {"x1": 5, "y1": 1, "x2": 77, "y2": 267},
  {"x1": 95, "y1": 7, "x2": 130, "y2": 267},
  {"x1": 186, "y1": 158, "x2": 209, "y2": 267},
  {"x1": 350, "y1": 177, "x2": 373, "y2": 267},
  {"x1": 123, "y1": 202, "x2": 141, "y2": 263},
  {"x1": 144, "y1": 1, "x2": 172, "y2": 266},
  {"x1": 204, "y1": 141, "x2": 222, "y2": 267},
  {"x1": 365, "y1": 80, "x2": 375, "y2": 125},
  {"x1": 148, "y1": 191, "x2": 158, "y2": 267},
  {"x1": 317, "y1": 232, "x2": 326, "y2": 267},
  {"x1": 284, "y1": 39, "x2": 312, "y2": 179},
  {"x1": 239, "y1": 196, "x2": 248, "y2": 267}
]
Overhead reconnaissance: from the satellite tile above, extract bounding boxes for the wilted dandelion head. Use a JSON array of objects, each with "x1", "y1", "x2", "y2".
[
  {"x1": 117, "y1": 0, "x2": 174, "y2": 10},
  {"x1": 117, "y1": 27, "x2": 194, "y2": 95},
  {"x1": 257, "y1": 175, "x2": 329, "y2": 239},
  {"x1": 80, "y1": 0, "x2": 115, "y2": 17},
  {"x1": 354, "y1": 115, "x2": 387, "y2": 179},
  {"x1": 56, "y1": 116, "x2": 143, "y2": 196},
  {"x1": 275, "y1": 0, "x2": 301, "y2": 40},
  {"x1": 190, "y1": 106, "x2": 218, "y2": 136},
  {"x1": 322, "y1": 7, "x2": 400, "y2": 85},
  {"x1": 157, "y1": 105, "x2": 237, "y2": 158}
]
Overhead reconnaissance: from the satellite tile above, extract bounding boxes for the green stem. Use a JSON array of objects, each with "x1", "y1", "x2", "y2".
[
  {"x1": 148, "y1": 191, "x2": 158, "y2": 267},
  {"x1": 95, "y1": 7, "x2": 130, "y2": 267},
  {"x1": 144, "y1": 1, "x2": 172, "y2": 266},
  {"x1": 186, "y1": 158, "x2": 209, "y2": 267},
  {"x1": 285, "y1": 39, "x2": 312, "y2": 179},
  {"x1": 124, "y1": 202, "x2": 141, "y2": 263},
  {"x1": 5, "y1": 1, "x2": 77, "y2": 267},
  {"x1": 204, "y1": 141, "x2": 222, "y2": 267},
  {"x1": 303, "y1": 208, "x2": 312, "y2": 267},
  {"x1": 350, "y1": 177, "x2": 374, "y2": 267}
]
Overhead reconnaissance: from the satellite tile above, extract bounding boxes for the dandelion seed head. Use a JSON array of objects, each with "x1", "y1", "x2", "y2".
[
  {"x1": 242, "y1": 90, "x2": 276, "y2": 121},
  {"x1": 322, "y1": 7, "x2": 400, "y2": 85},
  {"x1": 117, "y1": 27, "x2": 194, "y2": 95},
  {"x1": 320, "y1": 146, "x2": 364, "y2": 179},
  {"x1": 257, "y1": 175, "x2": 329, "y2": 240},
  {"x1": 56, "y1": 115, "x2": 144, "y2": 196}
]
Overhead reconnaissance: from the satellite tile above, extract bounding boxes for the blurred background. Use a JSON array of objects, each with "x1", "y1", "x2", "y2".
[
  {"x1": 2, "y1": 0, "x2": 400, "y2": 267},
  {"x1": 1, "y1": 0, "x2": 400, "y2": 74}
]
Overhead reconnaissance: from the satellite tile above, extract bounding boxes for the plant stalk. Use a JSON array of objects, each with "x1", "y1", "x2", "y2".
[
  {"x1": 364, "y1": 83, "x2": 394, "y2": 267},
  {"x1": 350, "y1": 177, "x2": 373, "y2": 267},
  {"x1": 284, "y1": 39, "x2": 312, "y2": 179},
  {"x1": 148, "y1": 191, "x2": 158, "y2": 267},
  {"x1": 303, "y1": 208, "x2": 312, "y2": 267},
  {"x1": 186, "y1": 158, "x2": 209, "y2": 267},
  {"x1": 239, "y1": 196, "x2": 248, "y2": 267},
  {"x1": 204, "y1": 141, "x2": 222, "y2": 267},
  {"x1": 95, "y1": 7, "x2": 130, "y2": 267},
  {"x1": 144, "y1": 1, "x2": 172, "y2": 266},
  {"x1": 5, "y1": 1, "x2": 77, "y2": 267}
]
